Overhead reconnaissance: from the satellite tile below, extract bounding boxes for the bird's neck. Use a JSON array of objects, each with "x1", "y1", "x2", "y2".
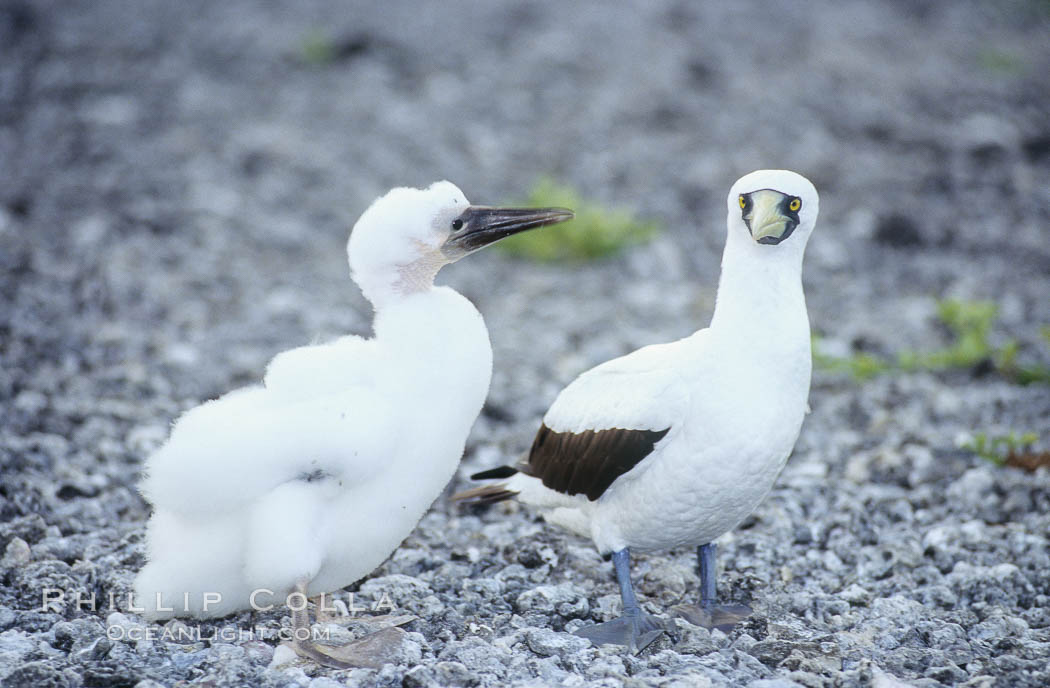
[
  {"x1": 373, "y1": 286, "x2": 494, "y2": 408},
  {"x1": 707, "y1": 233, "x2": 810, "y2": 361},
  {"x1": 356, "y1": 256, "x2": 444, "y2": 311},
  {"x1": 368, "y1": 286, "x2": 493, "y2": 503}
]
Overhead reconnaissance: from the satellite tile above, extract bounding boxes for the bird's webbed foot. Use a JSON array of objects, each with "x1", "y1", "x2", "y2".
[
  {"x1": 292, "y1": 626, "x2": 407, "y2": 670},
  {"x1": 670, "y1": 601, "x2": 751, "y2": 631},
  {"x1": 573, "y1": 609, "x2": 669, "y2": 653}
]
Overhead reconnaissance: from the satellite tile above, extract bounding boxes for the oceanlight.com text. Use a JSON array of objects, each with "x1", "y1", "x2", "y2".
[{"x1": 106, "y1": 624, "x2": 333, "y2": 643}]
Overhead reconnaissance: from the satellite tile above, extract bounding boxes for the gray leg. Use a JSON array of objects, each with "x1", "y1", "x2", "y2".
[
  {"x1": 614, "y1": 549, "x2": 640, "y2": 611},
  {"x1": 573, "y1": 548, "x2": 668, "y2": 653},
  {"x1": 671, "y1": 543, "x2": 751, "y2": 631},
  {"x1": 699, "y1": 542, "x2": 717, "y2": 606}
]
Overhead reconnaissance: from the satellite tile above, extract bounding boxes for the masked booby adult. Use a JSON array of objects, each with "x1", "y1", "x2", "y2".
[
  {"x1": 135, "y1": 181, "x2": 573, "y2": 668},
  {"x1": 458, "y1": 170, "x2": 819, "y2": 651}
]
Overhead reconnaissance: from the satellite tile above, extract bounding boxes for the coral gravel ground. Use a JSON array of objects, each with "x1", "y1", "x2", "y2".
[{"x1": 2, "y1": 0, "x2": 1050, "y2": 686}]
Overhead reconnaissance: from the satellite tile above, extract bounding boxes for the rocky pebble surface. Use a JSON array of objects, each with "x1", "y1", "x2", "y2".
[{"x1": 2, "y1": 1, "x2": 1050, "y2": 686}]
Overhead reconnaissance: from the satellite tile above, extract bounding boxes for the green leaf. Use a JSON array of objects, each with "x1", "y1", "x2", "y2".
[
  {"x1": 497, "y1": 178, "x2": 660, "y2": 261},
  {"x1": 300, "y1": 30, "x2": 336, "y2": 65}
]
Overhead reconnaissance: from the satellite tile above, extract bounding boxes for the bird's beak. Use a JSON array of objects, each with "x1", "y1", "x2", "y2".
[
  {"x1": 744, "y1": 190, "x2": 797, "y2": 245},
  {"x1": 442, "y1": 206, "x2": 574, "y2": 259}
]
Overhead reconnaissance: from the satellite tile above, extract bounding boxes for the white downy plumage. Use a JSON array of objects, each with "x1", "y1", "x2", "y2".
[
  {"x1": 135, "y1": 181, "x2": 572, "y2": 667},
  {"x1": 462, "y1": 170, "x2": 819, "y2": 650}
]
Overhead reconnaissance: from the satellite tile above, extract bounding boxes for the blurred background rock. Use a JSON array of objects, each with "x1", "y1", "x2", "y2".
[{"x1": 1, "y1": 1, "x2": 1048, "y2": 686}]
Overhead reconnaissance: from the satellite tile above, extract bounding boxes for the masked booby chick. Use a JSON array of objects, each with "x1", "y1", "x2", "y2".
[
  {"x1": 135, "y1": 182, "x2": 573, "y2": 668},
  {"x1": 457, "y1": 170, "x2": 819, "y2": 652}
]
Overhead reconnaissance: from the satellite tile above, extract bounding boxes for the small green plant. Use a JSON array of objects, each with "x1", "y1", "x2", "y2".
[
  {"x1": 997, "y1": 321, "x2": 1050, "y2": 385},
  {"x1": 812, "y1": 339, "x2": 890, "y2": 381},
  {"x1": 814, "y1": 299, "x2": 1050, "y2": 384},
  {"x1": 497, "y1": 178, "x2": 660, "y2": 261},
  {"x1": 963, "y1": 431, "x2": 1039, "y2": 466},
  {"x1": 299, "y1": 30, "x2": 336, "y2": 65},
  {"x1": 976, "y1": 48, "x2": 1025, "y2": 75},
  {"x1": 897, "y1": 299, "x2": 998, "y2": 371}
]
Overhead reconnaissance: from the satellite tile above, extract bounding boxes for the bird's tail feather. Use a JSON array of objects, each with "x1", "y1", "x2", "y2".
[
  {"x1": 470, "y1": 465, "x2": 519, "y2": 480},
  {"x1": 451, "y1": 483, "x2": 519, "y2": 505}
]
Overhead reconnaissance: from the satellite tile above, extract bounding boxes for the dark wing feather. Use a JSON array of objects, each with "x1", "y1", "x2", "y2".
[{"x1": 523, "y1": 424, "x2": 670, "y2": 501}]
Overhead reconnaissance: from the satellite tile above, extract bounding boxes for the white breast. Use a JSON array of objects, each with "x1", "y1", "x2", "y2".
[{"x1": 594, "y1": 351, "x2": 809, "y2": 553}]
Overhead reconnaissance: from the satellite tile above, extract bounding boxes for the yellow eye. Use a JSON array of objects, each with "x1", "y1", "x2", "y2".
[
  {"x1": 738, "y1": 195, "x2": 746, "y2": 209},
  {"x1": 788, "y1": 198, "x2": 801, "y2": 212}
]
